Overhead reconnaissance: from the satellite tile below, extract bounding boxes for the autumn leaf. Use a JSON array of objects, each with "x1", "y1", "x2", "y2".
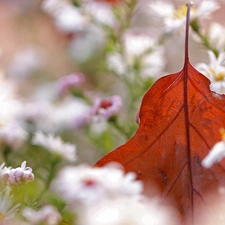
[{"x1": 95, "y1": 2, "x2": 225, "y2": 224}]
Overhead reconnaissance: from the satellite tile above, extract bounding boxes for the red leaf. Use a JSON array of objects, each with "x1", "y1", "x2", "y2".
[{"x1": 95, "y1": 3, "x2": 225, "y2": 223}]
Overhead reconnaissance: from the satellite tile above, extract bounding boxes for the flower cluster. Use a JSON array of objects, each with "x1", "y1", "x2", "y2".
[
  {"x1": 52, "y1": 163, "x2": 142, "y2": 204},
  {"x1": 52, "y1": 163, "x2": 178, "y2": 225},
  {"x1": 0, "y1": 161, "x2": 34, "y2": 185},
  {"x1": 0, "y1": 161, "x2": 34, "y2": 223}
]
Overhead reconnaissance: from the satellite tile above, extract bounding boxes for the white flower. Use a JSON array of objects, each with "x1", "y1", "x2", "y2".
[
  {"x1": 51, "y1": 97, "x2": 90, "y2": 130},
  {"x1": 54, "y1": 5, "x2": 88, "y2": 33},
  {"x1": 79, "y1": 197, "x2": 179, "y2": 225},
  {"x1": 7, "y1": 47, "x2": 45, "y2": 79},
  {"x1": 207, "y1": 23, "x2": 225, "y2": 51},
  {"x1": 0, "y1": 73, "x2": 22, "y2": 127},
  {"x1": 83, "y1": 1, "x2": 116, "y2": 27},
  {"x1": 69, "y1": 25, "x2": 105, "y2": 62},
  {"x1": 21, "y1": 97, "x2": 90, "y2": 132},
  {"x1": 107, "y1": 31, "x2": 165, "y2": 79},
  {"x1": 22, "y1": 205, "x2": 61, "y2": 225},
  {"x1": 0, "y1": 163, "x2": 11, "y2": 181},
  {"x1": 2, "y1": 161, "x2": 34, "y2": 185},
  {"x1": 107, "y1": 52, "x2": 127, "y2": 75},
  {"x1": 123, "y1": 30, "x2": 165, "y2": 78},
  {"x1": 123, "y1": 31, "x2": 155, "y2": 60},
  {"x1": 0, "y1": 187, "x2": 20, "y2": 221},
  {"x1": 202, "y1": 141, "x2": 225, "y2": 168},
  {"x1": 0, "y1": 122, "x2": 28, "y2": 150},
  {"x1": 51, "y1": 163, "x2": 143, "y2": 206},
  {"x1": 21, "y1": 101, "x2": 54, "y2": 126},
  {"x1": 140, "y1": 47, "x2": 165, "y2": 78},
  {"x1": 149, "y1": 1, "x2": 220, "y2": 32},
  {"x1": 196, "y1": 51, "x2": 225, "y2": 94},
  {"x1": 42, "y1": 0, "x2": 69, "y2": 14},
  {"x1": 32, "y1": 132, "x2": 77, "y2": 162},
  {"x1": 42, "y1": 0, "x2": 88, "y2": 33},
  {"x1": 197, "y1": 0, "x2": 220, "y2": 18}
]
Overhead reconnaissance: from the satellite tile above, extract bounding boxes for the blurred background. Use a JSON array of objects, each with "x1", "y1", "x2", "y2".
[
  {"x1": 0, "y1": 0, "x2": 225, "y2": 165},
  {"x1": 0, "y1": 1, "x2": 225, "y2": 224}
]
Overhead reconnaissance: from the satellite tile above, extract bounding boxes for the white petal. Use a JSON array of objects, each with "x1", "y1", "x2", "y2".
[
  {"x1": 197, "y1": 0, "x2": 220, "y2": 18},
  {"x1": 149, "y1": 1, "x2": 174, "y2": 18},
  {"x1": 202, "y1": 141, "x2": 225, "y2": 168}
]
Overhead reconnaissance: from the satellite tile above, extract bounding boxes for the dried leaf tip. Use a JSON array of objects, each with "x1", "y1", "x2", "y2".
[
  {"x1": 184, "y1": 1, "x2": 193, "y2": 65},
  {"x1": 186, "y1": 1, "x2": 194, "y2": 7}
]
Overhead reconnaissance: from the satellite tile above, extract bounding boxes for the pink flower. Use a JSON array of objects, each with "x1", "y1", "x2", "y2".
[
  {"x1": 57, "y1": 73, "x2": 85, "y2": 96},
  {"x1": 91, "y1": 95, "x2": 122, "y2": 119},
  {"x1": 2, "y1": 161, "x2": 34, "y2": 185}
]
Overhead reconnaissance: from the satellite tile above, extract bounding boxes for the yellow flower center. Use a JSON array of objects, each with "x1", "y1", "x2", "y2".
[
  {"x1": 216, "y1": 72, "x2": 225, "y2": 81},
  {"x1": 209, "y1": 67, "x2": 225, "y2": 81},
  {"x1": 173, "y1": 4, "x2": 196, "y2": 19},
  {"x1": 174, "y1": 5, "x2": 187, "y2": 19}
]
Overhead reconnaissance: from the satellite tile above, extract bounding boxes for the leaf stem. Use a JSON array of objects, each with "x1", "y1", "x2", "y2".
[{"x1": 184, "y1": 2, "x2": 193, "y2": 66}]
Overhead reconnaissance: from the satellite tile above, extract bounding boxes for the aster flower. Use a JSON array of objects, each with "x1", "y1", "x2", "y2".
[
  {"x1": 107, "y1": 52, "x2": 127, "y2": 75},
  {"x1": 0, "y1": 187, "x2": 20, "y2": 221},
  {"x1": 22, "y1": 205, "x2": 61, "y2": 225},
  {"x1": 82, "y1": 1, "x2": 117, "y2": 27},
  {"x1": 22, "y1": 97, "x2": 90, "y2": 132},
  {"x1": 69, "y1": 25, "x2": 106, "y2": 62},
  {"x1": 21, "y1": 101, "x2": 54, "y2": 126},
  {"x1": 196, "y1": 51, "x2": 225, "y2": 94},
  {"x1": 51, "y1": 163, "x2": 143, "y2": 206},
  {"x1": 0, "y1": 73, "x2": 22, "y2": 127},
  {"x1": 207, "y1": 23, "x2": 225, "y2": 51},
  {"x1": 32, "y1": 131, "x2": 77, "y2": 162},
  {"x1": 0, "y1": 163, "x2": 11, "y2": 181},
  {"x1": 91, "y1": 95, "x2": 122, "y2": 120},
  {"x1": 149, "y1": 0, "x2": 220, "y2": 33},
  {"x1": 56, "y1": 72, "x2": 85, "y2": 96},
  {"x1": 54, "y1": 5, "x2": 88, "y2": 33},
  {"x1": 107, "y1": 31, "x2": 165, "y2": 79},
  {"x1": 52, "y1": 97, "x2": 90, "y2": 130},
  {"x1": 42, "y1": 0, "x2": 88, "y2": 33},
  {"x1": 7, "y1": 47, "x2": 45, "y2": 79},
  {"x1": 123, "y1": 31, "x2": 155, "y2": 60},
  {"x1": 2, "y1": 161, "x2": 34, "y2": 185},
  {"x1": 0, "y1": 122, "x2": 28, "y2": 150},
  {"x1": 79, "y1": 197, "x2": 179, "y2": 225},
  {"x1": 41, "y1": 0, "x2": 67, "y2": 14}
]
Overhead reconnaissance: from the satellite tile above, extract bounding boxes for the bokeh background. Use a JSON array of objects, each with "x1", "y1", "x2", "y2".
[
  {"x1": 0, "y1": 0, "x2": 225, "y2": 225},
  {"x1": 0, "y1": 0, "x2": 224, "y2": 170}
]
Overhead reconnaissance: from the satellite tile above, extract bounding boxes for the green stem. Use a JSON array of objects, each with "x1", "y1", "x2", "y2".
[
  {"x1": 2, "y1": 145, "x2": 11, "y2": 165},
  {"x1": 109, "y1": 117, "x2": 131, "y2": 139},
  {"x1": 37, "y1": 156, "x2": 61, "y2": 201},
  {"x1": 190, "y1": 19, "x2": 219, "y2": 57}
]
